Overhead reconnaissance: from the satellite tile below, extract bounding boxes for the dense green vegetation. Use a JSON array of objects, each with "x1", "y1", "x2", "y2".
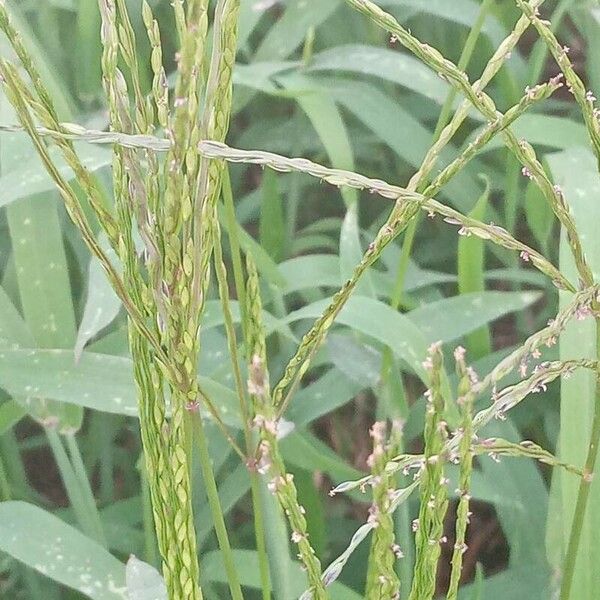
[{"x1": 1, "y1": 0, "x2": 600, "y2": 598}]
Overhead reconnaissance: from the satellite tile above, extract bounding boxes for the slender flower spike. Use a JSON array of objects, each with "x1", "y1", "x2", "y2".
[
  {"x1": 408, "y1": 343, "x2": 449, "y2": 600},
  {"x1": 365, "y1": 421, "x2": 402, "y2": 599},
  {"x1": 447, "y1": 349, "x2": 476, "y2": 600}
]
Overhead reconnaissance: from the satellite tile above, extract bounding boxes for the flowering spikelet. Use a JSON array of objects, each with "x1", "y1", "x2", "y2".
[
  {"x1": 446, "y1": 348, "x2": 475, "y2": 600},
  {"x1": 408, "y1": 342, "x2": 449, "y2": 600},
  {"x1": 365, "y1": 420, "x2": 403, "y2": 599},
  {"x1": 245, "y1": 254, "x2": 327, "y2": 599}
]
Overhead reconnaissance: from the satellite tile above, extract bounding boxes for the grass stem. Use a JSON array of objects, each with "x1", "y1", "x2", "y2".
[{"x1": 559, "y1": 323, "x2": 600, "y2": 600}]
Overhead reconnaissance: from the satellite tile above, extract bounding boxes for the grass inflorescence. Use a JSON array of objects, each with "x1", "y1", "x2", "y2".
[{"x1": 0, "y1": 0, "x2": 599, "y2": 598}]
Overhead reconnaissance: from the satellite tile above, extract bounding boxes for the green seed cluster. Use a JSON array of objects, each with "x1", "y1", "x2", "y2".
[
  {"x1": 446, "y1": 348, "x2": 475, "y2": 600},
  {"x1": 365, "y1": 421, "x2": 403, "y2": 600},
  {"x1": 408, "y1": 343, "x2": 449, "y2": 600}
]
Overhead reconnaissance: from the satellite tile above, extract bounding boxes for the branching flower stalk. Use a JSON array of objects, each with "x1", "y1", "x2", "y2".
[
  {"x1": 344, "y1": 0, "x2": 593, "y2": 289},
  {"x1": 2, "y1": 0, "x2": 600, "y2": 597},
  {"x1": 407, "y1": 0, "x2": 547, "y2": 191},
  {"x1": 97, "y1": 0, "x2": 184, "y2": 591},
  {"x1": 192, "y1": 0, "x2": 240, "y2": 317},
  {"x1": 333, "y1": 356, "x2": 597, "y2": 499},
  {"x1": 513, "y1": 4, "x2": 600, "y2": 597},
  {"x1": 98, "y1": 1, "x2": 202, "y2": 596},
  {"x1": 0, "y1": 63, "x2": 166, "y2": 365},
  {"x1": 319, "y1": 353, "x2": 589, "y2": 593},
  {"x1": 475, "y1": 285, "x2": 600, "y2": 394},
  {"x1": 0, "y1": 2, "x2": 120, "y2": 248},
  {"x1": 245, "y1": 255, "x2": 327, "y2": 599},
  {"x1": 212, "y1": 220, "x2": 270, "y2": 600},
  {"x1": 472, "y1": 438, "x2": 584, "y2": 478},
  {"x1": 384, "y1": 0, "x2": 545, "y2": 319},
  {"x1": 0, "y1": 0, "x2": 246, "y2": 597},
  {"x1": 515, "y1": 0, "x2": 600, "y2": 164},
  {"x1": 0, "y1": 119, "x2": 574, "y2": 295},
  {"x1": 269, "y1": 75, "x2": 566, "y2": 417}
]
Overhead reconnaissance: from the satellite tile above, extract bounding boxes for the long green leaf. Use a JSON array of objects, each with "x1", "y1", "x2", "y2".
[
  {"x1": 0, "y1": 501, "x2": 126, "y2": 599},
  {"x1": 0, "y1": 349, "x2": 241, "y2": 426},
  {"x1": 549, "y1": 147, "x2": 600, "y2": 597}
]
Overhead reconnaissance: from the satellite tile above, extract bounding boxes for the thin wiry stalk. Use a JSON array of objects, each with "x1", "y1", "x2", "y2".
[
  {"x1": 212, "y1": 223, "x2": 273, "y2": 600},
  {"x1": 190, "y1": 410, "x2": 244, "y2": 600},
  {"x1": 239, "y1": 252, "x2": 271, "y2": 600},
  {"x1": 218, "y1": 173, "x2": 271, "y2": 600},
  {"x1": 472, "y1": 438, "x2": 584, "y2": 477},
  {"x1": 408, "y1": 0, "x2": 547, "y2": 190},
  {"x1": 0, "y1": 117, "x2": 575, "y2": 346},
  {"x1": 245, "y1": 255, "x2": 327, "y2": 599},
  {"x1": 0, "y1": 62, "x2": 167, "y2": 366},
  {"x1": 98, "y1": 2, "x2": 195, "y2": 595},
  {"x1": 0, "y1": 2, "x2": 120, "y2": 247},
  {"x1": 264, "y1": 80, "x2": 569, "y2": 413},
  {"x1": 142, "y1": 1, "x2": 169, "y2": 130},
  {"x1": 332, "y1": 355, "x2": 597, "y2": 497},
  {"x1": 102, "y1": 1, "x2": 199, "y2": 596},
  {"x1": 513, "y1": 6, "x2": 600, "y2": 593},
  {"x1": 515, "y1": 0, "x2": 600, "y2": 165},
  {"x1": 192, "y1": 0, "x2": 240, "y2": 316},
  {"x1": 391, "y1": 0, "x2": 500, "y2": 318},
  {"x1": 474, "y1": 285, "x2": 600, "y2": 395},
  {"x1": 344, "y1": 0, "x2": 593, "y2": 289},
  {"x1": 211, "y1": 220, "x2": 250, "y2": 430},
  {"x1": 301, "y1": 482, "x2": 419, "y2": 598}
]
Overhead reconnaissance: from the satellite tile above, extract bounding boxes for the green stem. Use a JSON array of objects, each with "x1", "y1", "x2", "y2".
[
  {"x1": 140, "y1": 458, "x2": 159, "y2": 568},
  {"x1": 191, "y1": 413, "x2": 244, "y2": 600},
  {"x1": 528, "y1": 0, "x2": 576, "y2": 84},
  {"x1": 559, "y1": 323, "x2": 600, "y2": 600},
  {"x1": 46, "y1": 429, "x2": 105, "y2": 546},
  {"x1": 64, "y1": 433, "x2": 107, "y2": 547},
  {"x1": 250, "y1": 472, "x2": 272, "y2": 600},
  {"x1": 222, "y1": 171, "x2": 272, "y2": 599},
  {"x1": 389, "y1": 0, "x2": 494, "y2": 307},
  {"x1": 222, "y1": 167, "x2": 247, "y2": 330}
]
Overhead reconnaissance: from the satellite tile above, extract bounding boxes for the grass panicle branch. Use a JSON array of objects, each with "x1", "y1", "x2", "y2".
[
  {"x1": 344, "y1": 0, "x2": 593, "y2": 289},
  {"x1": 472, "y1": 438, "x2": 583, "y2": 477},
  {"x1": 332, "y1": 352, "x2": 596, "y2": 499},
  {"x1": 407, "y1": 0, "x2": 546, "y2": 191},
  {"x1": 0, "y1": 2, "x2": 120, "y2": 247},
  {"x1": 511, "y1": 4, "x2": 600, "y2": 596},
  {"x1": 408, "y1": 342, "x2": 449, "y2": 600},
  {"x1": 300, "y1": 482, "x2": 419, "y2": 598},
  {"x1": 365, "y1": 420, "x2": 403, "y2": 600},
  {"x1": 245, "y1": 255, "x2": 327, "y2": 599},
  {"x1": 515, "y1": 0, "x2": 600, "y2": 166},
  {"x1": 446, "y1": 348, "x2": 475, "y2": 600}
]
